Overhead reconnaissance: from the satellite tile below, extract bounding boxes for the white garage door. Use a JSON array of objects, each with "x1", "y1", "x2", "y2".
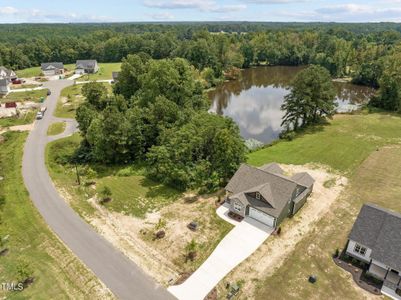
[{"x1": 249, "y1": 207, "x2": 275, "y2": 227}]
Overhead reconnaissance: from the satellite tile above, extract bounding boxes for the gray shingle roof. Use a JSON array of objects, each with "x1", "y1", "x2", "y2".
[
  {"x1": 291, "y1": 172, "x2": 315, "y2": 188},
  {"x1": 349, "y1": 203, "x2": 401, "y2": 271},
  {"x1": 0, "y1": 66, "x2": 16, "y2": 78},
  {"x1": 41, "y1": 62, "x2": 64, "y2": 70},
  {"x1": 226, "y1": 164, "x2": 313, "y2": 217},
  {"x1": 76, "y1": 60, "x2": 97, "y2": 69},
  {"x1": 259, "y1": 163, "x2": 284, "y2": 175}
]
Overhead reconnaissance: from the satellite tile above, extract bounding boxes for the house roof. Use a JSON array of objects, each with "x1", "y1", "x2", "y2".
[
  {"x1": 259, "y1": 163, "x2": 284, "y2": 175},
  {"x1": 41, "y1": 62, "x2": 64, "y2": 70},
  {"x1": 291, "y1": 172, "x2": 315, "y2": 188},
  {"x1": 76, "y1": 60, "x2": 97, "y2": 69},
  {"x1": 226, "y1": 164, "x2": 312, "y2": 218},
  {"x1": 0, "y1": 66, "x2": 15, "y2": 78},
  {"x1": 349, "y1": 203, "x2": 401, "y2": 271}
]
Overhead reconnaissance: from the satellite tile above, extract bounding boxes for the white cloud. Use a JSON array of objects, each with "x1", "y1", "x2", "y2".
[
  {"x1": 0, "y1": 6, "x2": 18, "y2": 15},
  {"x1": 272, "y1": 3, "x2": 401, "y2": 22},
  {"x1": 143, "y1": 0, "x2": 246, "y2": 13},
  {"x1": 148, "y1": 12, "x2": 175, "y2": 20},
  {"x1": 0, "y1": 6, "x2": 113, "y2": 23}
]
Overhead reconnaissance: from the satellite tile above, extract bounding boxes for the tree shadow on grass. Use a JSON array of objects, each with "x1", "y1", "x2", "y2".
[{"x1": 140, "y1": 177, "x2": 181, "y2": 200}]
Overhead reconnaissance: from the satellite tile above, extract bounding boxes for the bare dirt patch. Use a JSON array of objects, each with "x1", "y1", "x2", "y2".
[
  {"x1": 82, "y1": 192, "x2": 230, "y2": 287},
  {"x1": 216, "y1": 164, "x2": 347, "y2": 298}
]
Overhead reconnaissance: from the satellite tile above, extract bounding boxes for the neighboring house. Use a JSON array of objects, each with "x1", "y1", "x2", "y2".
[
  {"x1": 75, "y1": 60, "x2": 99, "y2": 74},
  {"x1": 41, "y1": 62, "x2": 64, "y2": 76},
  {"x1": 346, "y1": 204, "x2": 401, "y2": 298},
  {"x1": 0, "y1": 66, "x2": 17, "y2": 81},
  {"x1": 225, "y1": 163, "x2": 314, "y2": 228},
  {"x1": 112, "y1": 71, "x2": 120, "y2": 82},
  {"x1": 0, "y1": 78, "x2": 10, "y2": 95}
]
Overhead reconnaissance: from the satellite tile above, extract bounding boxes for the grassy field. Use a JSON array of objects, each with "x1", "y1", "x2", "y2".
[
  {"x1": 10, "y1": 84, "x2": 41, "y2": 90},
  {"x1": 54, "y1": 84, "x2": 83, "y2": 118},
  {"x1": 80, "y1": 63, "x2": 121, "y2": 81},
  {"x1": 0, "y1": 132, "x2": 112, "y2": 299},
  {"x1": 248, "y1": 113, "x2": 401, "y2": 174},
  {"x1": 54, "y1": 83, "x2": 112, "y2": 118},
  {"x1": 249, "y1": 113, "x2": 401, "y2": 300},
  {"x1": 15, "y1": 67, "x2": 42, "y2": 78},
  {"x1": 1, "y1": 89, "x2": 48, "y2": 103},
  {"x1": 47, "y1": 122, "x2": 66, "y2": 136},
  {"x1": 0, "y1": 111, "x2": 37, "y2": 128},
  {"x1": 46, "y1": 133, "x2": 180, "y2": 218}
]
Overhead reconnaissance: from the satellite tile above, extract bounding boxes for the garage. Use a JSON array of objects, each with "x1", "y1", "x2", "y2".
[{"x1": 248, "y1": 207, "x2": 275, "y2": 227}]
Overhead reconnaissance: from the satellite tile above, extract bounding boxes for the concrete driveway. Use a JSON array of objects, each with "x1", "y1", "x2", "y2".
[{"x1": 168, "y1": 203, "x2": 273, "y2": 300}]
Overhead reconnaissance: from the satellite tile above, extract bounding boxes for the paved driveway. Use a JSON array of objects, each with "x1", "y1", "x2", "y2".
[
  {"x1": 22, "y1": 80, "x2": 174, "y2": 300},
  {"x1": 168, "y1": 203, "x2": 273, "y2": 300}
]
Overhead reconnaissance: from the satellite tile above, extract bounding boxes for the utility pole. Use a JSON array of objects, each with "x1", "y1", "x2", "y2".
[{"x1": 75, "y1": 163, "x2": 81, "y2": 185}]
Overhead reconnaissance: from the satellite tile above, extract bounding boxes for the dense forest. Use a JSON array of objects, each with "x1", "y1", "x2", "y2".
[{"x1": 2, "y1": 22, "x2": 400, "y2": 189}]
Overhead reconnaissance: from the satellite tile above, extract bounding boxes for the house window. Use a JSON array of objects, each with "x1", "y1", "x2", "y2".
[
  {"x1": 256, "y1": 192, "x2": 261, "y2": 200},
  {"x1": 234, "y1": 202, "x2": 242, "y2": 212},
  {"x1": 354, "y1": 244, "x2": 367, "y2": 256}
]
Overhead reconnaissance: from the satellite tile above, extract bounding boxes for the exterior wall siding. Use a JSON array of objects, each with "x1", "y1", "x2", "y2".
[
  {"x1": 292, "y1": 188, "x2": 311, "y2": 215},
  {"x1": 228, "y1": 198, "x2": 246, "y2": 217},
  {"x1": 346, "y1": 239, "x2": 372, "y2": 263}
]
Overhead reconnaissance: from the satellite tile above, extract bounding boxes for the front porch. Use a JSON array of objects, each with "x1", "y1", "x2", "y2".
[{"x1": 368, "y1": 263, "x2": 401, "y2": 288}]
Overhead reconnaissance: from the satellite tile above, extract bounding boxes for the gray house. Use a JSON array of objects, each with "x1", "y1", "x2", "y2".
[
  {"x1": 225, "y1": 163, "x2": 314, "y2": 228},
  {"x1": 41, "y1": 62, "x2": 64, "y2": 76},
  {"x1": 346, "y1": 204, "x2": 401, "y2": 298},
  {"x1": 75, "y1": 60, "x2": 99, "y2": 74},
  {"x1": 0, "y1": 66, "x2": 17, "y2": 81},
  {"x1": 0, "y1": 78, "x2": 10, "y2": 95}
]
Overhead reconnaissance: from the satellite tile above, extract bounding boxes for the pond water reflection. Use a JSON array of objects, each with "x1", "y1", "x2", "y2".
[{"x1": 209, "y1": 66, "x2": 375, "y2": 144}]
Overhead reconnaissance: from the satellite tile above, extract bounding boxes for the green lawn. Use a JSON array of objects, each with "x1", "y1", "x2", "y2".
[
  {"x1": 10, "y1": 84, "x2": 41, "y2": 90},
  {"x1": 242, "y1": 112, "x2": 401, "y2": 299},
  {"x1": 0, "y1": 111, "x2": 37, "y2": 128},
  {"x1": 46, "y1": 133, "x2": 180, "y2": 218},
  {"x1": 80, "y1": 63, "x2": 121, "y2": 81},
  {"x1": 1, "y1": 89, "x2": 48, "y2": 103},
  {"x1": 248, "y1": 113, "x2": 401, "y2": 174},
  {"x1": 54, "y1": 83, "x2": 112, "y2": 118},
  {"x1": 47, "y1": 122, "x2": 66, "y2": 136},
  {"x1": 15, "y1": 67, "x2": 42, "y2": 78},
  {"x1": 54, "y1": 84, "x2": 83, "y2": 118},
  {"x1": 0, "y1": 132, "x2": 112, "y2": 299}
]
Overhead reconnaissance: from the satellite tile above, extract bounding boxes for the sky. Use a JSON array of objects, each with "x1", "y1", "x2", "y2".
[{"x1": 0, "y1": 0, "x2": 400, "y2": 23}]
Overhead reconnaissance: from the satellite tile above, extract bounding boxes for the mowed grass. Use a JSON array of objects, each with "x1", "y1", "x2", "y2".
[
  {"x1": 1, "y1": 89, "x2": 48, "y2": 103},
  {"x1": 81, "y1": 63, "x2": 121, "y2": 81},
  {"x1": 0, "y1": 132, "x2": 112, "y2": 299},
  {"x1": 248, "y1": 113, "x2": 401, "y2": 174},
  {"x1": 0, "y1": 111, "x2": 37, "y2": 128},
  {"x1": 54, "y1": 84, "x2": 83, "y2": 118},
  {"x1": 255, "y1": 146, "x2": 401, "y2": 300},
  {"x1": 54, "y1": 83, "x2": 112, "y2": 118},
  {"x1": 15, "y1": 67, "x2": 41, "y2": 78},
  {"x1": 252, "y1": 113, "x2": 401, "y2": 300},
  {"x1": 46, "y1": 134, "x2": 181, "y2": 218},
  {"x1": 47, "y1": 122, "x2": 66, "y2": 136},
  {"x1": 97, "y1": 175, "x2": 180, "y2": 218}
]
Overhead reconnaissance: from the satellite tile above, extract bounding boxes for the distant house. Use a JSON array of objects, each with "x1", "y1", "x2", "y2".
[
  {"x1": 345, "y1": 204, "x2": 401, "y2": 299},
  {"x1": 0, "y1": 78, "x2": 10, "y2": 95},
  {"x1": 41, "y1": 62, "x2": 64, "y2": 76},
  {"x1": 75, "y1": 60, "x2": 99, "y2": 74},
  {"x1": 112, "y1": 71, "x2": 120, "y2": 83},
  {"x1": 225, "y1": 163, "x2": 314, "y2": 228},
  {"x1": 0, "y1": 66, "x2": 17, "y2": 81}
]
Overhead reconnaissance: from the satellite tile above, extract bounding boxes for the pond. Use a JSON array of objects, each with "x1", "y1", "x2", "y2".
[{"x1": 208, "y1": 66, "x2": 375, "y2": 145}]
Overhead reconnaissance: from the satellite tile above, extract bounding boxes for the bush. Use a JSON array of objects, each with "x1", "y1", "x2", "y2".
[{"x1": 279, "y1": 130, "x2": 297, "y2": 141}]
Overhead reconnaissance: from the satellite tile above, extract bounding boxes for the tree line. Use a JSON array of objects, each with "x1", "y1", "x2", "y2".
[{"x1": 75, "y1": 54, "x2": 246, "y2": 191}]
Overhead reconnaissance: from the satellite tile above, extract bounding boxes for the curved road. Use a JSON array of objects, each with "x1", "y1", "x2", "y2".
[{"x1": 22, "y1": 80, "x2": 175, "y2": 300}]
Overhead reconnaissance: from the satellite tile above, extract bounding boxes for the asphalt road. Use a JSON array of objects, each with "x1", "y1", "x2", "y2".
[{"x1": 22, "y1": 80, "x2": 175, "y2": 300}]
